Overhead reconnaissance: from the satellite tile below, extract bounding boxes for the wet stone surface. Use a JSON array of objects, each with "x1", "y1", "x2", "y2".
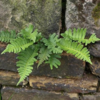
[
  {"x1": 1, "y1": 86, "x2": 79, "y2": 100},
  {"x1": 0, "y1": 44, "x2": 17, "y2": 72},
  {"x1": 0, "y1": 71, "x2": 23, "y2": 86},
  {"x1": 29, "y1": 74, "x2": 98, "y2": 93},
  {"x1": 82, "y1": 93, "x2": 100, "y2": 100},
  {"x1": 32, "y1": 53, "x2": 85, "y2": 79},
  {"x1": 89, "y1": 57, "x2": 100, "y2": 77},
  {"x1": 88, "y1": 42, "x2": 100, "y2": 57},
  {"x1": 0, "y1": 45, "x2": 85, "y2": 79}
]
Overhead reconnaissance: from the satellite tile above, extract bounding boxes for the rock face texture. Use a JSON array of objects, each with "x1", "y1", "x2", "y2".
[
  {"x1": 0, "y1": 0, "x2": 100, "y2": 99},
  {"x1": 0, "y1": 0, "x2": 61, "y2": 37},
  {"x1": 89, "y1": 57, "x2": 100, "y2": 77},
  {"x1": 65, "y1": 0, "x2": 100, "y2": 78},
  {"x1": 1, "y1": 87, "x2": 79, "y2": 100},
  {"x1": 66, "y1": 0, "x2": 100, "y2": 31},
  {"x1": 0, "y1": 45, "x2": 85, "y2": 79},
  {"x1": 0, "y1": 71, "x2": 22, "y2": 86},
  {"x1": 29, "y1": 74, "x2": 98, "y2": 93},
  {"x1": 88, "y1": 42, "x2": 100, "y2": 57},
  {"x1": 0, "y1": 43, "x2": 17, "y2": 72},
  {"x1": 65, "y1": 0, "x2": 100, "y2": 57},
  {"x1": 32, "y1": 53, "x2": 85, "y2": 79},
  {"x1": 82, "y1": 93, "x2": 100, "y2": 100}
]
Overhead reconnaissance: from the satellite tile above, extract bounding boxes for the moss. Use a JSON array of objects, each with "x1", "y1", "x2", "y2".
[
  {"x1": 92, "y1": 2, "x2": 100, "y2": 26},
  {"x1": 2, "y1": 0, "x2": 61, "y2": 36}
]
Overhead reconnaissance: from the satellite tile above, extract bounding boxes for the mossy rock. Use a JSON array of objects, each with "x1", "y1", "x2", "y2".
[
  {"x1": 0, "y1": 0, "x2": 61, "y2": 37},
  {"x1": 92, "y1": 2, "x2": 100, "y2": 26}
]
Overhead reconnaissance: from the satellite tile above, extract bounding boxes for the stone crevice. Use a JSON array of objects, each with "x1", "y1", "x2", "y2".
[
  {"x1": 60, "y1": 0, "x2": 66, "y2": 33},
  {"x1": 0, "y1": 85, "x2": 2, "y2": 100}
]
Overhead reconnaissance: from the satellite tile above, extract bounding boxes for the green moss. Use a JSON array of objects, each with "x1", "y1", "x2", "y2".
[{"x1": 92, "y1": 3, "x2": 100, "y2": 26}]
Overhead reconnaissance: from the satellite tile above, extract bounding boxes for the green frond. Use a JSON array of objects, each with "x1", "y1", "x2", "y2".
[
  {"x1": 37, "y1": 47, "x2": 51, "y2": 67},
  {"x1": 58, "y1": 39, "x2": 92, "y2": 64},
  {"x1": 61, "y1": 28, "x2": 100, "y2": 45},
  {"x1": 36, "y1": 33, "x2": 42, "y2": 42},
  {"x1": 27, "y1": 29, "x2": 38, "y2": 42},
  {"x1": 88, "y1": 34, "x2": 100, "y2": 44},
  {"x1": 16, "y1": 48, "x2": 38, "y2": 85},
  {"x1": 18, "y1": 25, "x2": 38, "y2": 42},
  {"x1": 45, "y1": 54, "x2": 61, "y2": 70},
  {"x1": 0, "y1": 30, "x2": 16, "y2": 43},
  {"x1": 18, "y1": 24, "x2": 33, "y2": 38},
  {"x1": 42, "y1": 33, "x2": 62, "y2": 53},
  {"x1": 61, "y1": 29, "x2": 72, "y2": 40},
  {"x1": 1, "y1": 37, "x2": 33, "y2": 54}
]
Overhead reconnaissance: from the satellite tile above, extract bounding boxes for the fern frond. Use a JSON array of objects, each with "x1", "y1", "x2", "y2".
[
  {"x1": 42, "y1": 33, "x2": 62, "y2": 53},
  {"x1": 18, "y1": 24, "x2": 33, "y2": 38},
  {"x1": 37, "y1": 47, "x2": 51, "y2": 67},
  {"x1": 61, "y1": 28, "x2": 100, "y2": 45},
  {"x1": 18, "y1": 25, "x2": 38, "y2": 42},
  {"x1": 1, "y1": 37, "x2": 33, "y2": 54},
  {"x1": 58, "y1": 39, "x2": 92, "y2": 64},
  {"x1": 36, "y1": 32, "x2": 42, "y2": 42},
  {"x1": 27, "y1": 29, "x2": 38, "y2": 42},
  {"x1": 16, "y1": 48, "x2": 38, "y2": 85},
  {"x1": 0, "y1": 30, "x2": 16, "y2": 43},
  {"x1": 45, "y1": 54, "x2": 61, "y2": 70},
  {"x1": 88, "y1": 34, "x2": 100, "y2": 44},
  {"x1": 61, "y1": 29, "x2": 72, "y2": 40}
]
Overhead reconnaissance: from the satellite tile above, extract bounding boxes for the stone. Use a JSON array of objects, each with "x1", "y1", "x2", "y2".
[
  {"x1": 32, "y1": 53, "x2": 85, "y2": 79},
  {"x1": 29, "y1": 74, "x2": 98, "y2": 93},
  {"x1": 88, "y1": 42, "x2": 100, "y2": 57},
  {"x1": 1, "y1": 86, "x2": 79, "y2": 100},
  {"x1": 0, "y1": 0, "x2": 61, "y2": 37},
  {"x1": 82, "y1": 93, "x2": 100, "y2": 100},
  {"x1": 66, "y1": 0, "x2": 100, "y2": 31},
  {"x1": 0, "y1": 43, "x2": 17, "y2": 72},
  {"x1": 0, "y1": 70, "x2": 23, "y2": 86},
  {"x1": 0, "y1": 44, "x2": 85, "y2": 79},
  {"x1": 89, "y1": 57, "x2": 100, "y2": 76},
  {"x1": 82, "y1": 95, "x2": 96, "y2": 100},
  {"x1": 65, "y1": 0, "x2": 100, "y2": 57},
  {"x1": 66, "y1": 0, "x2": 95, "y2": 29}
]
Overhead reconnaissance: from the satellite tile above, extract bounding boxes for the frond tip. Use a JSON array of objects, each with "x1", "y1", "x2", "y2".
[
  {"x1": 1, "y1": 38, "x2": 33, "y2": 54},
  {"x1": 61, "y1": 28, "x2": 100, "y2": 45},
  {"x1": 58, "y1": 39, "x2": 92, "y2": 64},
  {"x1": 45, "y1": 54, "x2": 61, "y2": 70}
]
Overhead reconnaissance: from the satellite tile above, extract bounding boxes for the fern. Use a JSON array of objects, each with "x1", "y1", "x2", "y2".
[
  {"x1": 58, "y1": 39, "x2": 92, "y2": 64},
  {"x1": 16, "y1": 48, "x2": 38, "y2": 85},
  {"x1": 37, "y1": 47, "x2": 51, "y2": 67},
  {"x1": 27, "y1": 29, "x2": 38, "y2": 42},
  {"x1": 1, "y1": 37, "x2": 33, "y2": 54},
  {"x1": 0, "y1": 25, "x2": 99, "y2": 85},
  {"x1": 88, "y1": 34, "x2": 100, "y2": 44},
  {"x1": 61, "y1": 28, "x2": 100, "y2": 45},
  {"x1": 42, "y1": 33, "x2": 62, "y2": 53},
  {"x1": 0, "y1": 30, "x2": 16, "y2": 43},
  {"x1": 18, "y1": 25, "x2": 33, "y2": 38},
  {"x1": 18, "y1": 25, "x2": 38, "y2": 42},
  {"x1": 45, "y1": 54, "x2": 61, "y2": 70}
]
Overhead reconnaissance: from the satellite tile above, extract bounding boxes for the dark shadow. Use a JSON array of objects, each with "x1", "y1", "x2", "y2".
[
  {"x1": 0, "y1": 85, "x2": 2, "y2": 100},
  {"x1": 60, "y1": 0, "x2": 66, "y2": 33}
]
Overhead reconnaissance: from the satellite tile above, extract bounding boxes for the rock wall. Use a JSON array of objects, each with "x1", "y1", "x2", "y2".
[
  {"x1": 0, "y1": 0, "x2": 100, "y2": 100},
  {"x1": 65, "y1": 0, "x2": 100, "y2": 79},
  {"x1": 0, "y1": 0, "x2": 61, "y2": 37}
]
